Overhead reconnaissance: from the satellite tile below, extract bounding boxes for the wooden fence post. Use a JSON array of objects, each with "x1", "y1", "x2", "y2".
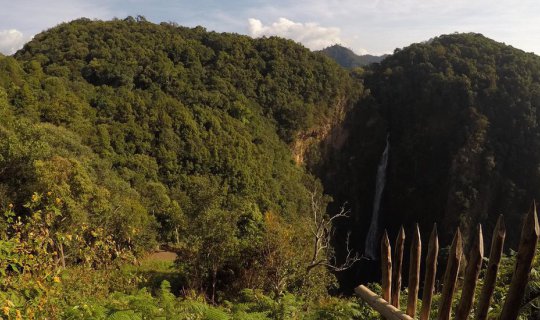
[
  {"x1": 355, "y1": 285, "x2": 415, "y2": 320},
  {"x1": 391, "y1": 226, "x2": 405, "y2": 308},
  {"x1": 381, "y1": 229, "x2": 392, "y2": 302},
  {"x1": 406, "y1": 223, "x2": 421, "y2": 317},
  {"x1": 420, "y1": 224, "x2": 439, "y2": 320},
  {"x1": 356, "y1": 209, "x2": 539, "y2": 320},
  {"x1": 437, "y1": 228, "x2": 463, "y2": 320},
  {"x1": 475, "y1": 215, "x2": 505, "y2": 320},
  {"x1": 500, "y1": 203, "x2": 540, "y2": 320},
  {"x1": 456, "y1": 224, "x2": 484, "y2": 320}
]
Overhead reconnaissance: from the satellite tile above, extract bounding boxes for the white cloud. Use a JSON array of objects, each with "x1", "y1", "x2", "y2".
[
  {"x1": 0, "y1": 29, "x2": 27, "y2": 55},
  {"x1": 248, "y1": 17, "x2": 344, "y2": 50}
]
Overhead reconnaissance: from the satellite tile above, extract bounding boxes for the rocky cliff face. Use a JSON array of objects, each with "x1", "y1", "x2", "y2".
[{"x1": 291, "y1": 94, "x2": 351, "y2": 166}]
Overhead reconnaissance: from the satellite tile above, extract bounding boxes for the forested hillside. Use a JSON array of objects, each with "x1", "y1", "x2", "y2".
[
  {"x1": 0, "y1": 17, "x2": 366, "y2": 318},
  {"x1": 319, "y1": 33, "x2": 540, "y2": 289},
  {"x1": 5, "y1": 16, "x2": 362, "y2": 247}
]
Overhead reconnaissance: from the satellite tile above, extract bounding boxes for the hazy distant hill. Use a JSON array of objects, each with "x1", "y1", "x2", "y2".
[{"x1": 319, "y1": 44, "x2": 386, "y2": 68}]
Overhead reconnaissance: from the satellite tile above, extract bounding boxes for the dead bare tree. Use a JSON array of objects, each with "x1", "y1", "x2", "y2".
[{"x1": 305, "y1": 187, "x2": 364, "y2": 275}]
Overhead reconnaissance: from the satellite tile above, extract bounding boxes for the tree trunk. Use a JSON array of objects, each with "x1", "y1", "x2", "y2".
[
  {"x1": 59, "y1": 242, "x2": 66, "y2": 268},
  {"x1": 211, "y1": 266, "x2": 217, "y2": 304}
]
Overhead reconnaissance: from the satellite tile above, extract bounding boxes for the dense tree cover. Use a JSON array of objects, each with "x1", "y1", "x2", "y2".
[
  {"x1": 0, "y1": 17, "x2": 362, "y2": 313},
  {"x1": 318, "y1": 33, "x2": 540, "y2": 289},
  {"x1": 3, "y1": 16, "x2": 540, "y2": 318},
  {"x1": 319, "y1": 45, "x2": 386, "y2": 69}
]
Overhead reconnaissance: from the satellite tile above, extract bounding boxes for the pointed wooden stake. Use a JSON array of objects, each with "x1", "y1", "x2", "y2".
[
  {"x1": 406, "y1": 223, "x2": 421, "y2": 317},
  {"x1": 420, "y1": 224, "x2": 439, "y2": 320},
  {"x1": 391, "y1": 226, "x2": 406, "y2": 308},
  {"x1": 456, "y1": 224, "x2": 484, "y2": 320},
  {"x1": 475, "y1": 215, "x2": 505, "y2": 320},
  {"x1": 437, "y1": 228, "x2": 463, "y2": 320},
  {"x1": 500, "y1": 203, "x2": 540, "y2": 320},
  {"x1": 381, "y1": 230, "x2": 392, "y2": 302}
]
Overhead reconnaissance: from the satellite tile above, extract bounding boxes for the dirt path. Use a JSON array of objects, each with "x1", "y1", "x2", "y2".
[{"x1": 145, "y1": 250, "x2": 177, "y2": 262}]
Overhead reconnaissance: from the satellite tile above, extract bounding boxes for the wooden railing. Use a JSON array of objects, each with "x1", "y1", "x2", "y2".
[{"x1": 355, "y1": 203, "x2": 540, "y2": 320}]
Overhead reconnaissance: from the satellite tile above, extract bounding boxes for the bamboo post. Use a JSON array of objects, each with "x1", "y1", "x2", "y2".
[
  {"x1": 456, "y1": 224, "x2": 484, "y2": 320},
  {"x1": 476, "y1": 215, "x2": 505, "y2": 320},
  {"x1": 391, "y1": 226, "x2": 406, "y2": 308},
  {"x1": 420, "y1": 224, "x2": 439, "y2": 320},
  {"x1": 437, "y1": 228, "x2": 463, "y2": 320},
  {"x1": 500, "y1": 203, "x2": 540, "y2": 320},
  {"x1": 381, "y1": 230, "x2": 392, "y2": 302},
  {"x1": 355, "y1": 285, "x2": 415, "y2": 320},
  {"x1": 406, "y1": 223, "x2": 421, "y2": 317}
]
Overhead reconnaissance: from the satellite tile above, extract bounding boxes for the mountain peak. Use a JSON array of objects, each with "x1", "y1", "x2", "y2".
[{"x1": 319, "y1": 44, "x2": 386, "y2": 68}]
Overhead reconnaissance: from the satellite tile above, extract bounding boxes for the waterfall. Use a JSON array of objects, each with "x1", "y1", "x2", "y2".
[{"x1": 364, "y1": 135, "x2": 390, "y2": 259}]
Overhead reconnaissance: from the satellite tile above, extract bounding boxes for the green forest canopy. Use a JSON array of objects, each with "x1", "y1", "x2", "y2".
[
  {"x1": 2, "y1": 17, "x2": 359, "y2": 246},
  {"x1": 3, "y1": 17, "x2": 540, "y2": 319},
  {"x1": 0, "y1": 17, "x2": 362, "y2": 310}
]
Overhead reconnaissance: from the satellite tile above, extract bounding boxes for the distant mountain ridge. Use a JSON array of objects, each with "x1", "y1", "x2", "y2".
[{"x1": 319, "y1": 44, "x2": 386, "y2": 68}]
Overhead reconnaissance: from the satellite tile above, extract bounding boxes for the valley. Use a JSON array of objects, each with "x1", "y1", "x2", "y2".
[{"x1": 1, "y1": 17, "x2": 540, "y2": 319}]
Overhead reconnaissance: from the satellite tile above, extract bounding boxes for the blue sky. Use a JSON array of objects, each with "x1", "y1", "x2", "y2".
[{"x1": 1, "y1": 0, "x2": 539, "y2": 55}]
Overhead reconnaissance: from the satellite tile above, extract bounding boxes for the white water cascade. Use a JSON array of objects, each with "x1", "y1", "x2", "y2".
[{"x1": 364, "y1": 135, "x2": 390, "y2": 260}]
